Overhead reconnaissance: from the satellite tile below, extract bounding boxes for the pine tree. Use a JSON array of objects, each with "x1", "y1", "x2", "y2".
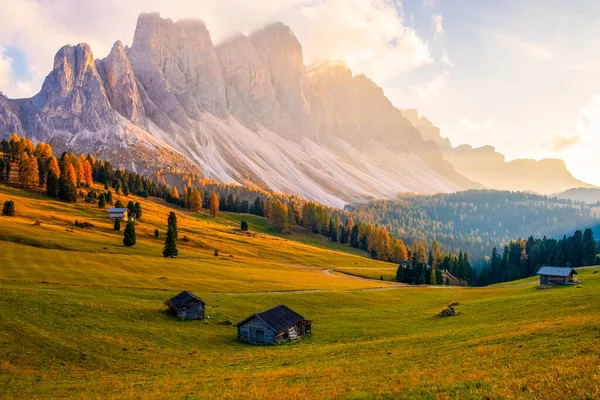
[
  {"x1": 127, "y1": 201, "x2": 135, "y2": 217},
  {"x1": 210, "y1": 192, "x2": 219, "y2": 218},
  {"x1": 435, "y1": 268, "x2": 443, "y2": 285},
  {"x1": 134, "y1": 202, "x2": 142, "y2": 219},
  {"x1": 154, "y1": 229, "x2": 159, "y2": 238},
  {"x1": 583, "y1": 228, "x2": 596, "y2": 266},
  {"x1": 168, "y1": 212, "x2": 178, "y2": 239},
  {"x1": 2, "y1": 200, "x2": 15, "y2": 216},
  {"x1": 98, "y1": 193, "x2": 106, "y2": 208},
  {"x1": 46, "y1": 171, "x2": 59, "y2": 197},
  {"x1": 123, "y1": 220, "x2": 136, "y2": 247},
  {"x1": 58, "y1": 176, "x2": 77, "y2": 202},
  {"x1": 0, "y1": 158, "x2": 5, "y2": 180},
  {"x1": 430, "y1": 267, "x2": 437, "y2": 285},
  {"x1": 114, "y1": 218, "x2": 121, "y2": 231},
  {"x1": 396, "y1": 264, "x2": 405, "y2": 283},
  {"x1": 162, "y1": 224, "x2": 178, "y2": 258},
  {"x1": 350, "y1": 224, "x2": 359, "y2": 248},
  {"x1": 105, "y1": 190, "x2": 113, "y2": 205},
  {"x1": 114, "y1": 200, "x2": 123, "y2": 208},
  {"x1": 241, "y1": 220, "x2": 249, "y2": 231},
  {"x1": 445, "y1": 277, "x2": 450, "y2": 285},
  {"x1": 264, "y1": 198, "x2": 272, "y2": 220}
]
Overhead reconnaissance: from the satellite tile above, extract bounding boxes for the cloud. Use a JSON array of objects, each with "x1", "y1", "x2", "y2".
[
  {"x1": 291, "y1": 0, "x2": 432, "y2": 83},
  {"x1": 548, "y1": 134, "x2": 583, "y2": 151},
  {"x1": 461, "y1": 117, "x2": 494, "y2": 133},
  {"x1": 565, "y1": 61, "x2": 600, "y2": 70},
  {"x1": 433, "y1": 14, "x2": 444, "y2": 38},
  {"x1": 487, "y1": 31, "x2": 554, "y2": 61},
  {"x1": 441, "y1": 50, "x2": 454, "y2": 67},
  {"x1": 410, "y1": 70, "x2": 449, "y2": 98},
  {"x1": 0, "y1": 0, "x2": 432, "y2": 98},
  {"x1": 544, "y1": 95, "x2": 600, "y2": 152}
]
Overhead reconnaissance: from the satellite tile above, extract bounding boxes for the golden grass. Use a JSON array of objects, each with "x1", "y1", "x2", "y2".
[{"x1": 0, "y1": 183, "x2": 599, "y2": 399}]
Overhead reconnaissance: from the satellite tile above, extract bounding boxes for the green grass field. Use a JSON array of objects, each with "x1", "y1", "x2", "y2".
[{"x1": 1, "y1": 183, "x2": 599, "y2": 399}]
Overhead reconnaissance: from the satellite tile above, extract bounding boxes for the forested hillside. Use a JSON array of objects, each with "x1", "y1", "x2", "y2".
[
  {"x1": 476, "y1": 229, "x2": 599, "y2": 286},
  {"x1": 346, "y1": 190, "x2": 600, "y2": 263}
]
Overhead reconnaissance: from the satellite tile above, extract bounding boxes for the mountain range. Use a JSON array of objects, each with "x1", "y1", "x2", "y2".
[{"x1": 0, "y1": 13, "x2": 592, "y2": 207}]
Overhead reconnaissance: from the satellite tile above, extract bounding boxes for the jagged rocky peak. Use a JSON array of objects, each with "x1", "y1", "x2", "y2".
[
  {"x1": 248, "y1": 22, "x2": 311, "y2": 136},
  {"x1": 128, "y1": 12, "x2": 226, "y2": 118},
  {"x1": 21, "y1": 42, "x2": 115, "y2": 135},
  {"x1": 96, "y1": 41, "x2": 145, "y2": 126},
  {"x1": 215, "y1": 32, "x2": 282, "y2": 132},
  {"x1": 52, "y1": 43, "x2": 97, "y2": 95},
  {"x1": 0, "y1": 93, "x2": 23, "y2": 135},
  {"x1": 307, "y1": 60, "x2": 420, "y2": 146},
  {"x1": 400, "y1": 109, "x2": 451, "y2": 148}
]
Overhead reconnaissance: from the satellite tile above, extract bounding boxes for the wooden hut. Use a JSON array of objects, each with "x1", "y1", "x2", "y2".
[
  {"x1": 107, "y1": 207, "x2": 129, "y2": 221},
  {"x1": 537, "y1": 266, "x2": 578, "y2": 285},
  {"x1": 164, "y1": 290, "x2": 205, "y2": 320},
  {"x1": 235, "y1": 305, "x2": 311, "y2": 345}
]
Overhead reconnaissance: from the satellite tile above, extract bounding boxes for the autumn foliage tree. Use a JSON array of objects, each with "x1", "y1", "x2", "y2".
[
  {"x1": 210, "y1": 192, "x2": 219, "y2": 217},
  {"x1": 189, "y1": 188, "x2": 202, "y2": 212},
  {"x1": 63, "y1": 163, "x2": 78, "y2": 187},
  {"x1": 18, "y1": 153, "x2": 39, "y2": 188}
]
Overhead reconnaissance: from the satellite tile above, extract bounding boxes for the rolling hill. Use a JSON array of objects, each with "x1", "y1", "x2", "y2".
[{"x1": 1, "y1": 182, "x2": 599, "y2": 399}]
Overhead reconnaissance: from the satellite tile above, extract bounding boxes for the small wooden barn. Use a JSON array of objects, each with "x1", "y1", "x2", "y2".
[
  {"x1": 537, "y1": 266, "x2": 578, "y2": 285},
  {"x1": 107, "y1": 207, "x2": 129, "y2": 221},
  {"x1": 235, "y1": 305, "x2": 311, "y2": 345},
  {"x1": 164, "y1": 290, "x2": 206, "y2": 320}
]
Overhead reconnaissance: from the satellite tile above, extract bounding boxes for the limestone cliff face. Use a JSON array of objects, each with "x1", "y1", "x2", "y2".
[
  {"x1": 21, "y1": 43, "x2": 115, "y2": 138},
  {"x1": 307, "y1": 62, "x2": 419, "y2": 146},
  {"x1": 96, "y1": 41, "x2": 145, "y2": 126},
  {"x1": 0, "y1": 94, "x2": 23, "y2": 135},
  {"x1": 248, "y1": 23, "x2": 311, "y2": 139},
  {"x1": 215, "y1": 32, "x2": 283, "y2": 133},
  {"x1": 127, "y1": 12, "x2": 227, "y2": 132}
]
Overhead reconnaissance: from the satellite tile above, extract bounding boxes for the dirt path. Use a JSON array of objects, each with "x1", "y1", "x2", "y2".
[{"x1": 322, "y1": 269, "x2": 459, "y2": 289}]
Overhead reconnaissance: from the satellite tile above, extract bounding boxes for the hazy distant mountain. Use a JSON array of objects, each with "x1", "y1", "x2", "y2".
[
  {"x1": 0, "y1": 13, "x2": 588, "y2": 206},
  {"x1": 400, "y1": 110, "x2": 593, "y2": 194},
  {"x1": 556, "y1": 188, "x2": 600, "y2": 204}
]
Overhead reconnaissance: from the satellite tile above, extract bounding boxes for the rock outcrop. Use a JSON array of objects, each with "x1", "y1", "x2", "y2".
[
  {"x1": 96, "y1": 41, "x2": 145, "y2": 126},
  {"x1": 20, "y1": 43, "x2": 115, "y2": 138},
  {"x1": 127, "y1": 12, "x2": 227, "y2": 132}
]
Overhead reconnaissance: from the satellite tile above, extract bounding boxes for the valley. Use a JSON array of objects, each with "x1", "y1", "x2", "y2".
[{"x1": 1, "y1": 183, "x2": 599, "y2": 399}]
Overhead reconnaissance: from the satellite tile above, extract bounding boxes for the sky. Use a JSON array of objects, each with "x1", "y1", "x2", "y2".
[{"x1": 0, "y1": 0, "x2": 599, "y2": 185}]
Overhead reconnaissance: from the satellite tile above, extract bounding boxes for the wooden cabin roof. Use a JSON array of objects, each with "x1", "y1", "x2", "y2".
[
  {"x1": 537, "y1": 266, "x2": 577, "y2": 277},
  {"x1": 108, "y1": 208, "x2": 128, "y2": 213},
  {"x1": 235, "y1": 305, "x2": 306, "y2": 332},
  {"x1": 165, "y1": 290, "x2": 205, "y2": 308}
]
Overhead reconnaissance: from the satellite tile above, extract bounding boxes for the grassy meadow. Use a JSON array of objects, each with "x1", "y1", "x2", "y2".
[{"x1": 0, "y1": 183, "x2": 599, "y2": 399}]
